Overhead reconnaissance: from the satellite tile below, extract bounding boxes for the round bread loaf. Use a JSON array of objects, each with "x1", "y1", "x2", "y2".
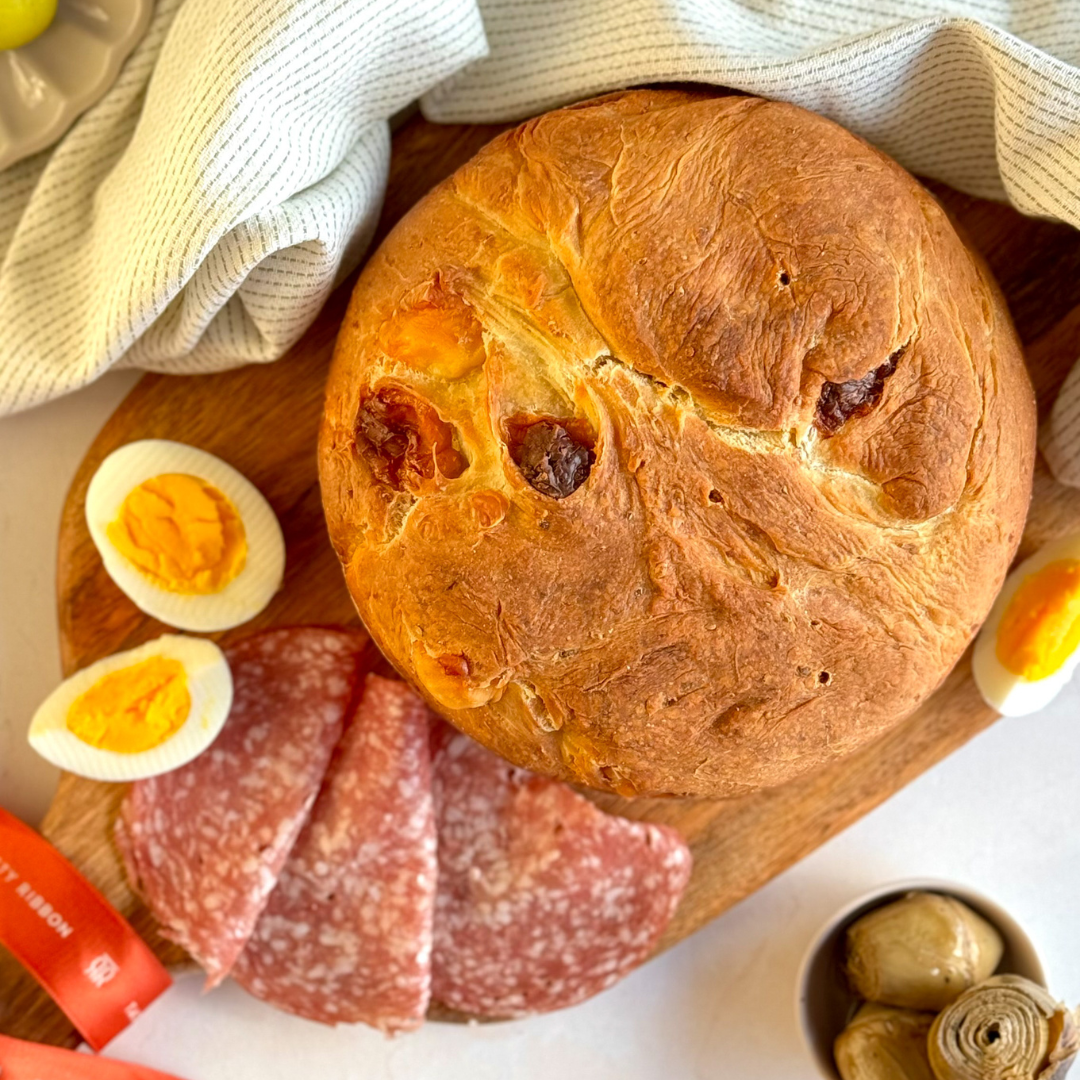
[{"x1": 320, "y1": 89, "x2": 1035, "y2": 798}]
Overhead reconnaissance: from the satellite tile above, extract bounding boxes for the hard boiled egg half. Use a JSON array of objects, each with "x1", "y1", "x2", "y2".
[
  {"x1": 86, "y1": 440, "x2": 285, "y2": 632},
  {"x1": 973, "y1": 533, "x2": 1080, "y2": 717},
  {"x1": 28, "y1": 636, "x2": 232, "y2": 781}
]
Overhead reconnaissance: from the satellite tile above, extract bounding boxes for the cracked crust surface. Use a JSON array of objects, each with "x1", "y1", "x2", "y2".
[{"x1": 319, "y1": 90, "x2": 1035, "y2": 798}]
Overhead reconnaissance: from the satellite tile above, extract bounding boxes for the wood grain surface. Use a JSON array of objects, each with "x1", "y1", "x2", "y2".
[{"x1": 4, "y1": 110, "x2": 1080, "y2": 1049}]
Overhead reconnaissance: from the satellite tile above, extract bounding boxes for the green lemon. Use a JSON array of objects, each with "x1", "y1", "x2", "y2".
[{"x1": 0, "y1": 0, "x2": 58, "y2": 50}]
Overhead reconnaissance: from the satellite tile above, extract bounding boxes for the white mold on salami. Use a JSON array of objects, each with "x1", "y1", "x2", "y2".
[
  {"x1": 231, "y1": 675, "x2": 438, "y2": 1033},
  {"x1": 116, "y1": 627, "x2": 371, "y2": 989},
  {"x1": 430, "y1": 729, "x2": 692, "y2": 1018}
]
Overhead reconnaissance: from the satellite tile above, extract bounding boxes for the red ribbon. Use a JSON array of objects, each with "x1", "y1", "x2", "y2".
[
  {"x1": 0, "y1": 807, "x2": 171, "y2": 1051},
  {"x1": 0, "y1": 1034, "x2": 185, "y2": 1080}
]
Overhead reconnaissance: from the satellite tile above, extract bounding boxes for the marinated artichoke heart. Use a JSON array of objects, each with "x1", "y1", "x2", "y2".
[
  {"x1": 835, "y1": 1002, "x2": 936, "y2": 1080},
  {"x1": 845, "y1": 892, "x2": 1004, "y2": 1011},
  {"x1": 928, "y1": 974, "x2": 1080, "y2": 1080}
]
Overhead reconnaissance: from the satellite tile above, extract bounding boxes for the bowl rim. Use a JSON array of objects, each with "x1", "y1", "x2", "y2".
[{"x1": 794, "y1": 877, "x2": 1046, "y2": 1080}]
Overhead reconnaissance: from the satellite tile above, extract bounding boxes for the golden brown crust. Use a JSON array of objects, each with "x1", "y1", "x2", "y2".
[{"x1": 319, "y1": 89, "x2": 1036, "y2": 797}]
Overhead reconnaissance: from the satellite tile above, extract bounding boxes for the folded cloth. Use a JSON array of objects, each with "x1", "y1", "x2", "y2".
[
  {"x1": 0, "y1": 0, "x2": 487, "y2": 413},
  {"x1": 1042, "y1": 363, "x2": 1080, "y2": 487},
  {"x1": 3, "y1": 0, "x2": 1080, "y2": 488}
]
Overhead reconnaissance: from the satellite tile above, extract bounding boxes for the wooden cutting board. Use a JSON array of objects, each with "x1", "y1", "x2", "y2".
[{"x1": 5, "y1": 109, "x2": 1080, "y2": 1049}]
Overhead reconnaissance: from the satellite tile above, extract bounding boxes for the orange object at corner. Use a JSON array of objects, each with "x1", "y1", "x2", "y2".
[
  {"x1": 0, "y1": 1035, "x2": 185, "y2": 1080},
  {"x1": 0, "y1": 808, "x2": 171, "y2": 1051}
]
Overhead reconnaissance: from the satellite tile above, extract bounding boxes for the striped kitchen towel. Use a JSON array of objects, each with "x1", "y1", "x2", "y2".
[
  {"x1": 0, "y1": 0, "x2": 488, "y2": 412},
  {"x1": 2, "y1": 0, "x2": 1080, "y2": 486}
]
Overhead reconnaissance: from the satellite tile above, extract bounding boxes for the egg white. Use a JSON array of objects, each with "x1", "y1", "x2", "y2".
[
  {"x1": 28, "y1": 635, "x2": 233, "y2": 782},
  {"x1": 86, "y1": 440, "x2": 285, "y2": 632},
  {"x1": 973, "y1": 533, "x2": 1080, "y2": 717}
]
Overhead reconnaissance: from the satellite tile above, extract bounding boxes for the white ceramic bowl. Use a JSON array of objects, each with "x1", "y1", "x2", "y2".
[
  {"x1": 796, "y1": 879, "x2": 1045, "y2": 1080},
  {"x1": 0, "y1": 0, "x2": 151, "y2": 170}
]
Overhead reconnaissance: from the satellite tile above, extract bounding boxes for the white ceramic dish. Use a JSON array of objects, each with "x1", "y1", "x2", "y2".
[
  {"x1": 796, "y1": 879, "x2": 1045, "y2": 1080},
  {"x1": 0, "y1": 0, "x2": 151, "y2": 170}
]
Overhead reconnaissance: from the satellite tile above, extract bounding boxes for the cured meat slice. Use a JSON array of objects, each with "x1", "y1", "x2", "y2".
[
  {"x1": 231, "y1": 676, "x2": 437, "y2": 1032},
  {"x1": 116, "y1": 626, "x2": 370, "y2": 988},
  {"x1": 431, "y1": 729, "x2": 693, "y2": 1018}
]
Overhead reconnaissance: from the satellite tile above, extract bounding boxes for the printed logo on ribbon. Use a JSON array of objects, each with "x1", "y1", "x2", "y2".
[{"x1": 0, "y1": 808, "x2": 171, "y2": 1051}]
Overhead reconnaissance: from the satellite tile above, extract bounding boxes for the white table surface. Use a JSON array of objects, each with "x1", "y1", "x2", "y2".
[{"x1": 2, "y1": 373, "x2": 1079, "y2": 1080}]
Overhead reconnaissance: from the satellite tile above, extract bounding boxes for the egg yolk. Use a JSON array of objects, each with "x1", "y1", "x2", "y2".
[
  {"x1": 66, "y1": 657, "x2": 190, "y2": 754},
  {"x1": 378, "y1": 298, "x2": 486, "y2": 380},
  {"x1": 106, "y1": 473, "x2": 247, "y2": 594},
  {"x1": 996, "y1": 558, "x2": 1080, "y2": 681}
]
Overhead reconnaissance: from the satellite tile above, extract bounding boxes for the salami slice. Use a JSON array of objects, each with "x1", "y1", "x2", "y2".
[
  {"x1": 231, "y1": 676, "x2": 437, "y2": 1032},
  {"x1": 116, "y1": 626, "x2": 370, "y2": 988},
  {"x1": 431, "y1": 729, "x2": 693, "y2": 1018}
]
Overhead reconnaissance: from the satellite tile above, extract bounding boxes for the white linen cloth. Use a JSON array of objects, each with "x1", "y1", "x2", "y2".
[{"x1": 3, "y1": 0, "x2": 1080, "y2": 484}]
